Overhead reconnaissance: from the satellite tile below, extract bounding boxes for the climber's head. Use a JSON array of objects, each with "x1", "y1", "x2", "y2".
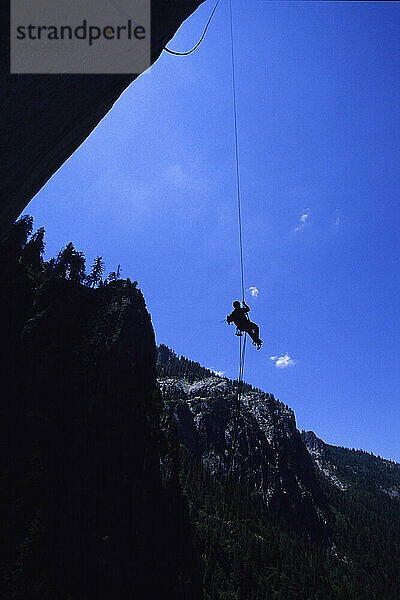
[{"x1": 233, "y1": 301, "x2": 241, "y2": 309}]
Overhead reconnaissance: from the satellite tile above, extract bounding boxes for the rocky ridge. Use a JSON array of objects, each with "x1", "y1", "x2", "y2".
[
  {"x1": 158, "y1": 347, "x2": 332, "y2": 544},
  {"x1": 302, "y1": 430, "x2": 400, "y2": 498},
  {"x1": 301, "y1": 431, "x2": 348, "y2": 491}
]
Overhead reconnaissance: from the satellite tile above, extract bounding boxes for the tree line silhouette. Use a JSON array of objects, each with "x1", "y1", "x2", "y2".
[{"x1": 0, "y1": 215, "x2": 123, "y2": 288}]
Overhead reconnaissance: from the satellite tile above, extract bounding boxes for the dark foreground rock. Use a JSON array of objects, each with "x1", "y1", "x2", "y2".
[
  {"x1": 0, "y1": 0, "x2": 204, "y2": 236},
  {"x1": 0, "y1": 270, "x2": 201, "y2": 599}
]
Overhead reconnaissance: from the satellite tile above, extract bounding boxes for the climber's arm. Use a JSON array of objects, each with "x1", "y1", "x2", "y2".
[{"x1": 227, "y1": 313, "x2": 233, "y2": 324}]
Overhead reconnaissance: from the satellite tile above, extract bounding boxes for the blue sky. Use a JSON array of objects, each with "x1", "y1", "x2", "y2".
[{"x1": 27, "y1": 1, "x2": 400, "y2": 460}]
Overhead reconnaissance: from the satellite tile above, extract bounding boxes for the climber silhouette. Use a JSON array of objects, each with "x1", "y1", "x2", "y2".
[{"x1": 227, "y1": 300, "x2": 263, "y2": 349}]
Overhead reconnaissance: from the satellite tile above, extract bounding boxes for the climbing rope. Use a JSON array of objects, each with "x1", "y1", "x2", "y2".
[
  {"x1": 229, "y1": 0, "x2": 245, "y2": 304},
  {"x1": 163, "y1": 0, "x2": 245, "y2": 302},
  {"x1": 163, "y1": 0, "x2": 221, "y2": 56},
  {"x1": 164, "y1": 0, "x2": 248, "y2": 473},
  {"x1": 229, "y1": 330, "x2": 247, "y2": 474},
  {"x1": 228, "y1": 0, "x2": 248, "y2": 474}
]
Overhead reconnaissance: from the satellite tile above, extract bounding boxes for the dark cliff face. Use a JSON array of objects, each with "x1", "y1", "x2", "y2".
[
  {"x1": 0, "y1": 269, "x2": 201, "y2": 599},
  {"x1": 0, "y1": 0, "x2": 204, "y2": 236},
  {"x1": 158, "y1": 349, "x2": 332, "y2": 544}
]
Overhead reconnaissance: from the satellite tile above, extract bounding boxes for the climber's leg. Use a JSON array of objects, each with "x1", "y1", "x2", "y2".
[{"x1": 248, "y1": 323, "x2": 262, "y2": 349}]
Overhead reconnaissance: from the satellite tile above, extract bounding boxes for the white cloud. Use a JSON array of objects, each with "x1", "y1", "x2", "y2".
[
  {"x1": 295, "y1": 208, "x2": 311, "y2": 231},
  {"x1": 335, "y1": 209, "x2": 342, "y2": 227},
  {"x1": 269, "y1": 353, "x2": 296, "y2": 368},
  {"x1": 248, "y1": 286, "x2": 259, "y2": 298}
]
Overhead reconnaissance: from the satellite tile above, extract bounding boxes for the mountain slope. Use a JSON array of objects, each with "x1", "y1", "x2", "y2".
[
  {"x1": 158, "y1": 345, "x2": 331, "y2": 545},
  {"x1": 157, "y1": 345, "x2": 400, "y2": 600},
  {"x1": 302, "y1": 431, "x2": 400, "y2": 599}
]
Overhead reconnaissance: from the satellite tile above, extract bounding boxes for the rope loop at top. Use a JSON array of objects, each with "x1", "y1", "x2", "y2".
[{"x1": 163, "y1": 0, "x2": 221, "y2": 56}]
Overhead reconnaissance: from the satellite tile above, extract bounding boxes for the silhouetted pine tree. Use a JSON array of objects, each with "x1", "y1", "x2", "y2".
[
  {"x1": 21, "y1": 226, "x2": 45, "y2": 273},
  {"x1": 53, "y1": 242, "x2": 86, "y2": 283},
  {"x1": 0, "y1": 215, "x2": 33, "y2": 263},
  {"x1": 105, "y1": 264, "x2": 122, "y2": 284},
  {"x1": 86, "y1": 257, "x2": 105, "y2": 288},
  {"x1": 69, "y1": 251, "x2": 86, "y2": 283}
]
